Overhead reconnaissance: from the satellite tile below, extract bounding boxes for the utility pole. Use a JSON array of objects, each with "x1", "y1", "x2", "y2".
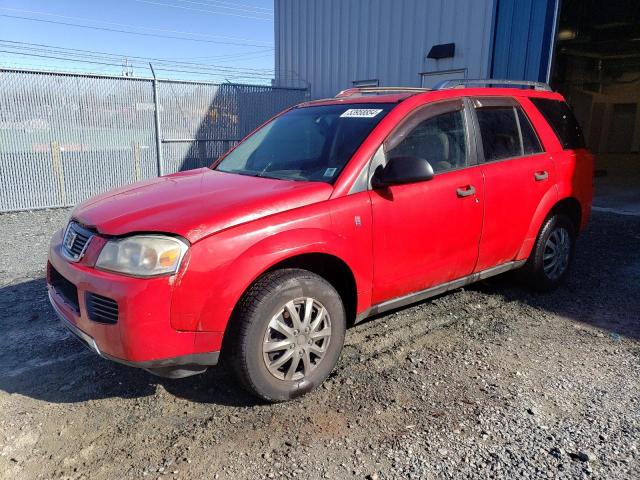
[{"x1": 122, "y1": 58, "x2": 133, "y2": 77}]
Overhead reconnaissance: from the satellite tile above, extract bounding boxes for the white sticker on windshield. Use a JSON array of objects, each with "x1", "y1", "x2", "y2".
[
  {"x1": 340, "y1": 108, "x2": 383, "y2": 118},
  {"x1": 324, "y1": 167, "x2": 337, "y2": 177}
]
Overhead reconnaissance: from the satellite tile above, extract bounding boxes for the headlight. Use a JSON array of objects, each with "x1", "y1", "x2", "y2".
[{"x1": 96, "y1": 235, "x2": 188, "y2": 277}]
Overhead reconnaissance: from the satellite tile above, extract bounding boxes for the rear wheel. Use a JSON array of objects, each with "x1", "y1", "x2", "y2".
[
  {"x1": 225, "y1": 269, "x2": 345, "y2": 402},
  {"x1": 520, "y1": 213, "x2": 576, "y2": 291}
]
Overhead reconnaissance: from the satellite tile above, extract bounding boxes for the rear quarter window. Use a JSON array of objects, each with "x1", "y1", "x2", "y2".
[
  {"x1": 530, "y1": 98, "x2": 585, "y2": 149},
  {"x1": 516, "y1": 108, "x2": 544, "y2": 155}
]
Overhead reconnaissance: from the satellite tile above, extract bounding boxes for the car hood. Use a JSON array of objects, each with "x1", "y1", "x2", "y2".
[{"x1": 73, "y1": 168, "x2": 333, "y2": 243}]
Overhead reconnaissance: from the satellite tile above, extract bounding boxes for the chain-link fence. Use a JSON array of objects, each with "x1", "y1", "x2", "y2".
[{"x1": 0, "y1": 68, "x2": 307, "y2": 212}]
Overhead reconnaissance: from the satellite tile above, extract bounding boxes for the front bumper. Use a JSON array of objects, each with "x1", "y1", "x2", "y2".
[
  {"x1": 48, "y1": 229, "x2": 222, "y2": 378},
  {"x1": 49, "y1": 291, "x2": 219, "y2": 378}
]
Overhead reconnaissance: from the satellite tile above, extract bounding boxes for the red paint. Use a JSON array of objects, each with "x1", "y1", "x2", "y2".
[
  {"x1": 48, "y1": 87, "x2": 594, "y2": 368},
  {"x1": 370, "y1": 166, "x2": 485, "y2": 303}
]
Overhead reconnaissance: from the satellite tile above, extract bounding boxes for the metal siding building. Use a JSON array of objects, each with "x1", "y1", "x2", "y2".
[{"x1": 275, "y1": 0, "x2": 559, "y2": 99}]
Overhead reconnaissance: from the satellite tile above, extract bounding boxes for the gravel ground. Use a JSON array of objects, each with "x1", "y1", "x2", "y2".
[{"x1": 0, "y1": 208, "x2": 639, "y2": 480}]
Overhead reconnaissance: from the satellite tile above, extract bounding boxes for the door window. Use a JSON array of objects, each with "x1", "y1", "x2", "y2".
[
  {"x1": 387, "y1": 110, "x2": 468, "y2": 174},
  {"x1": 475, "y1": 107, "x2": 521, "y2": 161},
  {"x1": 476, "y1": 106, "x2": 543, "y2": 161}
]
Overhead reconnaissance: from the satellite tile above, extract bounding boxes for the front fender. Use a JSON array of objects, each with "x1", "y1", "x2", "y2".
[
  {"x1": 170, "y1": 211, "x2": 364, "y2": 333},
  {"x1": 222, "y1": 226, "x2": 362, "y2": 313}
]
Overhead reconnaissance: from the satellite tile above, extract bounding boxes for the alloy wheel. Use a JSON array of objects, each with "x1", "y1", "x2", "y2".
[
  {"x1": 262, "y1": 297, "x2": 332, "y2": 381},
  {"x1": 543, "y1": 226, "x2": 571, "y2": 281}
]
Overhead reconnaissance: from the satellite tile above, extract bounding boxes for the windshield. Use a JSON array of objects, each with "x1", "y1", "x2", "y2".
[{"x1": 215, "y1": 103, "x2": 393, "y2": 182}]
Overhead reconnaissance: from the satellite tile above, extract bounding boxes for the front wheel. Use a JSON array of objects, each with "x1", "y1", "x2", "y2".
[
  {"x1": 225, "y1": 269, "x2": 346, "y2": 402},
  {"x1": 520, "y1": 213, "x2": 576, "y2": 291}
]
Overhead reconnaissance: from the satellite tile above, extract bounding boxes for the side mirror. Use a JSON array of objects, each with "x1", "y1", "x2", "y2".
[{"x1": 371, "y1": 155, "x2": 435, "y2": 188}]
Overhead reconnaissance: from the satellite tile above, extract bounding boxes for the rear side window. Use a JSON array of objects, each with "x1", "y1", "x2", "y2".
[
  {"x1": 476, "y1": 106, "x2": 544, "y2": 162},
  {"x1": 530, "y1": 98, "x2": 585, "y2": 149},
  {"x1": 476, "y1": 107, "x2": 521, "y2": 161}
]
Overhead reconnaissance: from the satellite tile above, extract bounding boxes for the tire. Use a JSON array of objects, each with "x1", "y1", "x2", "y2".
[
  {"x1": 225, "y1": 268, "x2": 346, "y2": 402},
  {"x1": 520, "y1": 212, "x2": 576, "y2": 291}
]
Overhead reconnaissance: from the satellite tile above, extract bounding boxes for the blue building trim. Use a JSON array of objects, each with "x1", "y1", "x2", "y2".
[
  {"x1": 490, "y1": 0, "x2": 559, "y2": 82},
  {"x1": 486, "y1": 0, "x2": 500, "y2": 78}
]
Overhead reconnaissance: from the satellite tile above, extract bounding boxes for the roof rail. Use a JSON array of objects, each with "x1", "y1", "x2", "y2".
[
  {"x1": 435, "y1": 79, "x2": 552, "y2": 92},
  {"x1": 335, "y1": 86, "x2": 431, "y2": 98}
]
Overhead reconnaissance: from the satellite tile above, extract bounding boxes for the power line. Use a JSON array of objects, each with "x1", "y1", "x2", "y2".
[
  {"x1": 133, "y1": 0, "x2": 272, "y2": 20},
  {"x1": 0, "y1": 14, "x2": 272, "y2": 47},
  {"x1": 168, "y1": 0, "x2": 273, "y2": 12},
  {"x1": 0, "y1": 50, "x2": 274, "y2": 81},
  {"x1": 0, "y1": 47, "x2": 274, "y2": 77},
  {"x1": 0, "y1": 59, "x2": 117, "y2": 74},
  {"x1": 0, "y1": 40, "x2": 273, "y2": 73},
  {"x1": 163, "y1": 0, "x2": 273, "y2": 15},
  {"x1": 0, "y1": 43, "x2": 259, "y2": 71},
  {"x1": 161, "y1": 49, "x2": 274, "y2": 61},
  {"x1": 0, "y1": 39, "x2": 271, "y2": 70},
  {"x1": 0, "y1": 7, "x2": 272, "y2": 45}
]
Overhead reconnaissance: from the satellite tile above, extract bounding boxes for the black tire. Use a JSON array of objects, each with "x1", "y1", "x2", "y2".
[
  {"x1": 520, "y1": 213, "x2": 576, "y2": 291},
  {"x1": 225, "y1": 268, "x2": 346, "y2": 402}
]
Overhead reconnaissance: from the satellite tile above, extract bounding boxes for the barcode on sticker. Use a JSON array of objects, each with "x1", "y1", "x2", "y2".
[{"x1": 340, "y1": 109, "x2": 383, "y2": 118}]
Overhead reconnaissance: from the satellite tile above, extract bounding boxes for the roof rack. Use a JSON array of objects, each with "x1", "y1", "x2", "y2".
[
  {"x1": 435, "y1": 79, "x2": 552, "y2": 91},
  {"x1": 335, "y1": 86, "x2": 431, "y2": 98}
]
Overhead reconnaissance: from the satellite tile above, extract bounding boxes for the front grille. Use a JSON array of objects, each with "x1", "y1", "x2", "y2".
[
  {"x1": 86, "y1": 292, "x2": 119, "y2": 324},
  {"x1": 49, "y1": 265, "x2": 79, "y2": 312},
  {"x1": 62, "y1": 221, "x2": 94, "y2": 262}
]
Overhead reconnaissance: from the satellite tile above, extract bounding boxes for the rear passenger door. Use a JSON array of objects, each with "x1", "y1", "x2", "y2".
[{"x1": 471, "y1": 97, "x2": 556, "y2": 271}]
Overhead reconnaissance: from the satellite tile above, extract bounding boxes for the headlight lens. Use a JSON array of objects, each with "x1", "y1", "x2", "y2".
[{"x1": 96, "y1": 235, "x2": 188, "y2": 277}]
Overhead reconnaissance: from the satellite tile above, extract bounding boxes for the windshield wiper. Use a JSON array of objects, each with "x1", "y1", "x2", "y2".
[{"x1": 256, "y1": 161, "x2": 273, "y2": 178}]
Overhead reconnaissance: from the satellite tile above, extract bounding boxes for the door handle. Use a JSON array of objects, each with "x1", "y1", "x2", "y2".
[
  {"x1": 456, "y1": 185, "x2": 476, "y2": 197},
  {"x1": 534, "y1": 171, "x2": 549, "y2": 181}
]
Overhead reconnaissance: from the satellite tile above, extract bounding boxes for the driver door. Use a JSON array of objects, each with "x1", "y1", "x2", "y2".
[{"x1": 369, "y1": 99, "x2": 484, "y2": 304}]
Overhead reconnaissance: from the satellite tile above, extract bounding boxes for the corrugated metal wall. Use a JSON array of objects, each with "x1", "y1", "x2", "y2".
[
  {"x1": 275, "y1": 0, "x2": 496, "y2": 99},
  {"x1": 490, "y1": 0, "x2": 559, "y2": 82}
]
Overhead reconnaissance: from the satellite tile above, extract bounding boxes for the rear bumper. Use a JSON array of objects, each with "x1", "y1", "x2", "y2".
[{"x1": 47, "y1": 229, "x2": 222, "y2": 378}]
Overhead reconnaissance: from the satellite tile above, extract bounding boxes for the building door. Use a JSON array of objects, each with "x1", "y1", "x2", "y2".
[{"x1": 369, "y1": 99, "x2": 483, "y2": 304}]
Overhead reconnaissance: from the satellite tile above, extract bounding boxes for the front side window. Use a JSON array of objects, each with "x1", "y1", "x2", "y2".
[
  {"x1": 215, "y1": 103, "x2": 392, "y2": 183},
  {"x1": 387, "y1": 110, "x2": 468, "y2": 173}
]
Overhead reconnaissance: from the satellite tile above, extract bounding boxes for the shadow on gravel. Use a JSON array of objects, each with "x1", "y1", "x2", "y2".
[
  {"x1": 0, "y1": 278, "x2": 257, "y2": 406},
  {"x1": 471, "y1": 212, "x2": 640, "y2": 341}
]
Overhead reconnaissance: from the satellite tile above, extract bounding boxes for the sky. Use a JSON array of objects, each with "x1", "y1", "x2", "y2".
[{"x1": 0, "y1": 0, "x2": 275, "y2": 83}]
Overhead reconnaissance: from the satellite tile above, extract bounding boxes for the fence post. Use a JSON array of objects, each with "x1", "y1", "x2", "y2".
[
  {"x1": 133, "y1": 142, "x2": 142, "y2": 181},
  {"x1": 149, "y1": 63, "x2": 164, "y2": 176},
  {"x1": 50, "y1": 141, "x2": 67, "y2": 206}
]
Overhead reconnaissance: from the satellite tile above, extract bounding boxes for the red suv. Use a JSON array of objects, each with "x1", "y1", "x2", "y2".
[{"x1": 48, "y1": 81, "x2": 593, "y2": 401}]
